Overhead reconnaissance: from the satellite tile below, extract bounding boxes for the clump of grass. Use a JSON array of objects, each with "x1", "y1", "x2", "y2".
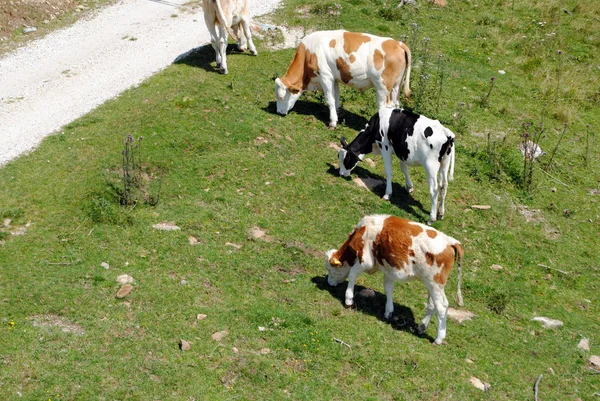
[
  {"x1": 544, "y1": 122, "x2": 568, "y2": 172},
  {"x1": 486, "y1": 291, "x2": 508, "y2": 314},
  {"x1": 520, "y1": 121, "x2": 545, "y2": 192},
  {"x1": 479, "y1": 76, "x2": 496, "y2": 108}
]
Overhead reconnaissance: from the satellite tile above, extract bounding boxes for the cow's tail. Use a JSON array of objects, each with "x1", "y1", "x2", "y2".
[
  {"x1": 213, "y1": 0, "x2": 238, "y2": 41},
  {"x1": 399, "y1": 42, "x2": 412, "y2": 102},
  {"x1": 452, "y1": 243, "x2": 464, "y2": 307}
]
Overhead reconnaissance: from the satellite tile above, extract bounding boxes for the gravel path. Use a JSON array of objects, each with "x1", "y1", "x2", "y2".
[{"x1": 0, "y1": 0, "x2": 281, "y2": 167}]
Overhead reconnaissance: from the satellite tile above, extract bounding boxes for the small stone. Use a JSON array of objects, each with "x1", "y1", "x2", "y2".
[
  {"x1": 3, "y1": 218, "x2": 10, "y2": 227},
  {"x1": 116, "y1": 284, "x2": 133, "y2": 299},
  {"x1": 232, "y1": 347, "x2": 239, "y2": 353},
  {"x1": 258, "y1": 326, "x2": 267, "y2": 332},
  {"x1": 101, "y1": 262, "x2": 110, "y2": 269},
  {"x1": 469, "y1": 376, "x2": 491, "y2": 391},
  {"x1": 490, "y1": 264, "x2": 503, "y2": 271},
  {"x1": 116, "y1": 274, "x2": 134, "y2": 285},
  {"x1": 466, "y1": 358, "x2": 474, "y2": 364},
  {"x1": 471, "y1": 205, "x2": 491, "y2": 210},
  {"x1": 532, "y1": 316, "x2": 563, "y2": 329},
  {"x1": 212, "y1": 330, "x2": 228, "y2": 341},
  {"x1": 189, "y1": 236, "x2": 199, "y2": 245},
  {"x1": 152, "y1": 222, "x2": 180, "y2": 231},
  {"x1": 225, "y1": 242, "x2": 242, "y2": 250},
  {"x1": 259, "y1": 348, "x2": 271, "y2": 354},
  {"x1": 551, "y1": 187, "x2": 557, "y2": 193},
  {"x1": 589, "y1": 355, "x2": 600, "y2": 371},
  {"x1": 179, "y1": 339, "x2": 191, "y2": 351},
  {"x1": 448, "y1": 308, "x2": 476, "y2": 323},
  {"x1": 180, "y1": 280, "x2": 188, "y2": 285},
  {"x1": 197, "y1": 314, "x2": 207, "y2": 320},
  {"x1": 498, "y1": 69, "x2": 506, "y2": 74},
  {"x1": 23, "y1": 26, "x2": 37, "y2": 33}
]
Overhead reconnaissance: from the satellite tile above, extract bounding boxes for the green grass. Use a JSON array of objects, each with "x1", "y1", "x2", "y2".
[{"x1": 1, "y1": 0, "x2": 599, "y2": 399}]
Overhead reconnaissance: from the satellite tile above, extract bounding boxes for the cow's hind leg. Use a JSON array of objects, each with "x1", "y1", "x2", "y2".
[
  {"x1": 217, "y1": 24, "x2": 229, "y2": 74},
  {"x1": 204, "y1": 13, "x2": 222, "y2": 68},
  {"x1": 322, "y1": 80, "x2": 339, "y2": 129},
  {"x1": 425, "y1": 163, "x2": 440, "y2": 225},
  {"x1": 400, "y1": 162, "x2": 414, "y2": 193},
  {"x1": 383, "y1": 274, "x2": 395, "y2": 319},
  {"x1": 437, "y1": 159, "x2": 451, "y2": 220},
  {"x1": 418, "y1": 295, "x2": 435, "y2": 333},
  {"x1": 240, "y1": 19, "x2": 257, "y2": 55}
]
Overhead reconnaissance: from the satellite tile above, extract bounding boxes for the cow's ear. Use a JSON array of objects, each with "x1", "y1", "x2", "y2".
[
  {"x1": 340, "y1": 136, "x2": 348, "y2": 148},
  {"x1": 329, "y1": 256, "x2": 342, "y2": 267}
]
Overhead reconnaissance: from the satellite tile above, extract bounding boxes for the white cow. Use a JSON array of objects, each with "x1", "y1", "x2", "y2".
[
  {"x1": 275, "y1": 30, "x2": 412, "y2": 129},
  {"x1": 202, "y1": 0, "x2": 257, "y2": 74},
  {"x1": 325, "y1": 214, "x2": 464, "y2": 345},
  {"x1": 338, "y1": 107, "x2": 456, "y2": 225}
]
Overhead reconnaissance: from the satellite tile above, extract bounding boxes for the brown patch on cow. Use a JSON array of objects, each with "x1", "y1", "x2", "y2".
[
  {"x1": 426, "y1": 229, "x2": 438, "y2": 239},
  {"x1": 336, "y1": 57, "x2": 353, "y2": 84},
  {"x1": 425, "y1": 252, "x2": 435, "y2": 266},
  {"x1": 408, "y1": 250, "x2": 415, "y2": 257},
  {"x1": 373, "y1": 216, "x2": 423, "y2": 269},
  {"x1": 332, "y1": 226, "x2": 366, "y2": 266},
  {"x1": 432, "y1": 245, "x2": 457, "y2": 285},
  {"x1": 373, "y1": 49, "x2": 384, "y2": 71},
  {"x1": 280, "y1": 43, "x2": 320, "y2": 93},
  {"x1": 381, "y1": 40, "x2": 404, "y2": 93},
  {"x1": 349, "y1": 54, "x2": 356, "y2": 63},
  {"x1": 329, "y1": 39, "x2": 336, "y2": 48},
  {"x1": 343, "y1": 32, "x2": 371, "y2": 55}
]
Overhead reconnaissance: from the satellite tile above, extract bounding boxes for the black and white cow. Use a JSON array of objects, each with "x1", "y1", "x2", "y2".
[{"x1": 338, "y1": 107, "x2": 455, "y2": 225}]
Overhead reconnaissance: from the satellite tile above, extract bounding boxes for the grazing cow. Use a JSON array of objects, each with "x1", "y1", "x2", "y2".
[
  {"x1": 202, "y1": 0, "x2": 257, "y2": 74},
  {"x1": 325, "y1": 214, "x2": 464, "y2": 345},
  {"x1": 338, "y1": 107, "x2": 455, "y2": 225},
  {"x1": 275, "y1": 30, "x2": 412, "y2": 129}
]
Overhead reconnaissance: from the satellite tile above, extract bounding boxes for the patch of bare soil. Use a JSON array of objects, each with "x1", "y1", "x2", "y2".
[
  {"x1": 30, "y1": 313, "x2": 85, "y2": 335},
  {"x1": 515, "y1": 204, "x2": 561, "y2": 240}
]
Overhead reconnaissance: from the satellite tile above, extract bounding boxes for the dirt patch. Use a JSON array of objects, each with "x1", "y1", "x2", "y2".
[
  {"x1": 515, "y1": 204, "x2": 561, "y2": 240},
  {"x1": 30, "y1": 313, "x2": 85, "y2": 335}
]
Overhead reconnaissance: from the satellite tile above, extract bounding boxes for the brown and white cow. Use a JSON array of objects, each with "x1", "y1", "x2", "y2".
[
  {"x1": 275, "y1": 30, "x2": 412, "y2": 129},
  {"x1": 202, "y1": 0, "x2": 257, "y2": 75},
  {"x1": 325, "y1": 214, "x2": 463, "y2": 345}
]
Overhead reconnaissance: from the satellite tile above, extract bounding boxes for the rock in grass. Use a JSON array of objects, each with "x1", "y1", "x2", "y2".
[
  {"x1": 489, "y1": 264, "x2": 503, "y2": 271},
  {"x1": 577, "y1": 338, "x2": 590, "y2": 351},
  {"x1": 152, "y1": 222, "x2": 180, "y2": 231},
  {"x1": 101, "y1": 261, "x2": 110, "y2": 269},
  {"x1": 116, "y1": 284, "x2": 133, "y2": 299},
  {"x1": 589, "y1": 355, "x2": 600, "y2": 371},
  {"x1": 471, "y1": 205, "x2": 491, "y2": 210},
  {"x1": 179, "y1": 339, "x2": 191, "y2": 351},
  {"x1": 212, "y1": 330, "x2": 228, "y2": 341},
  {"x1": 116, "y1": 274, "x2": 134, "y2": 285},
  {"x1": 469, "y1": 376, "x2": 491, "y2": 391},
  {"x1": 532, "y1": 316, "x2": 563, "y2": 329}
]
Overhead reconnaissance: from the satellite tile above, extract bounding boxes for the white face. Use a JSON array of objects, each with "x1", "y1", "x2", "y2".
[
  {"x1": 325, "y1": 249, "x2": 351, "y2": 286},
  {"x1": 275, "y1": 78, "x2": 301, "y2": 115},
  {"x1": 338, "y1": 149, "x2": 350, "y2": 177}
]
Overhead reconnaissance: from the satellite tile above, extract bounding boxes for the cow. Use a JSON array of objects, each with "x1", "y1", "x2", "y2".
[
  {"x1": 275, "y1": 30, "x2": 412, "y2": 129},
  {"x1": 325, "y1": 214, "x2": 464, "y2": 345},
  {"x1": 338, "y1": 107, "x2": 456, "y2": 225},
  {"x1": 202, "y1": 0, "x2": 257, "y2": 75}
]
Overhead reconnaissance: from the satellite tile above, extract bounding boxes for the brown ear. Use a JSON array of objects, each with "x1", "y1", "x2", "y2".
[{"x1": 329, "y1": 256, "x2": 342, "y2": 267}]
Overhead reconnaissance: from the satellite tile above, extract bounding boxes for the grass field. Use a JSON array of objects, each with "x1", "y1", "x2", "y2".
[{"x1": 1, "y1": 0, "x2": 599, "y2": 399}]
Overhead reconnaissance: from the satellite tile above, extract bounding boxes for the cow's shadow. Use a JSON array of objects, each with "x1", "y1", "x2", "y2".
[
  {"x1": 173, "y1": 44, "x2": 254, "y2": 73},
  {"x1": 325, "y1": 163, "x2": 429, "y2": 223},
  {"x1": 311, "y1": 276, "x2": 434, "y2": 342},
  {"x1": 263, "y1": 100, "x2": 369, "y2": 132}
]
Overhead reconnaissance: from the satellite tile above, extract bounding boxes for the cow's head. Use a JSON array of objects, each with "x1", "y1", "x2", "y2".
[
  {"x1": 275, "y1": 78, "x2": 302, "y2": 116},
  {"x1": 325, "y1": 249, "x2": 351, "y2": 286},
  {"x1": 338, "y1": 136, "x2": 362, "y2": 177}
]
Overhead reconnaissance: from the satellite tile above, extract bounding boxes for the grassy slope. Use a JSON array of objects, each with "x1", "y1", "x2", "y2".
[{"x1": 1, "y1": 0, "x2": 599, "y2": 399}]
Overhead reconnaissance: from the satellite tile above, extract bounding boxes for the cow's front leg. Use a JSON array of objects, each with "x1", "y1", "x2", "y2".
[
  {"x1": 400, "y1": 162, "x2": 414, "y2": 193},
  {"x1": 240, "y1": 19, "x2": 257, "y2": 55},
  {"x1": 381, "y1": 148, "x2": 394, "y2": 200},
  {"x1": 322, "y1": 81, "x2": 339, "y2": 129},
  {"x1": 344, "y1": 266, "x2": 361, "y2": 307},
  {"x1": 217, "y1": 25, "x2": 228, "y2": 74},
  {"x1": 383, "y1": 274, "x2": 395, "y2": 319}
]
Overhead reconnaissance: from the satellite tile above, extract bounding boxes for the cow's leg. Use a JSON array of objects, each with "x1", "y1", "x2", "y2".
[
  {"x1": 217, "y1": 24, "x2": 228, "y2": 74},
  {"x1": 204, "y1": 14, "x2": 221, "y2": 68},
  {"x1": 381, "y1": 148, "x2": 394, "y2": 200},
  {"x1": 344, "y1": 265, "x2": 362, "y2": 307},
  {"x1": 432, "y1": 288, "x2": 449, "y2": 345},
  {"x1": 418, "y1": 295, "x2": 435, "y2": 333},
  {"x1": 383, "y1": 274, "x2": 395, "y2": 319},
  {"x1": 322, "y1": 80, "x2": 339, "y2": 129},
  {"x1": 426, "y1": 164, "x2": 440, "y2": 225},
  {"x1": 400, "y1": 162, "x2": 414, "y2": 193},
  {"x1": 240, "y1": 19, "x2": 257, "y2": 55},
  {"x1": 438, "y1": 162, "x2": 450, "y2": 220},
  {"x1": 333, "y1": 81, "x2": 341, "y2": 111}
]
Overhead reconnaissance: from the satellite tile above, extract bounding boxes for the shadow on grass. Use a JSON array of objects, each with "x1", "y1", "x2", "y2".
[
  {"x1": 173, "y1": 44, "x2": 255, "y2": 74},
  {"x1": 324, "y1": 163, "x2": 429, "y2": 223},
  {"x1": 263, "y1": 100, "x2": 369, "y2": 131},
  {"x1": 311, "y1": 275, "x2": 434, "y2": 342}
]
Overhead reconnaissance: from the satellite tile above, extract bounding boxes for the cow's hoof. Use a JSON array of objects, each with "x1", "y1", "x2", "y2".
[
  {"x1": 408, "y1": 187, "x2": 415, "y2": 194},
  {"x1": 433, "y1": 338, "x2": 444, "y2": 345},
  {"x1": 220, "y1": 68, "x2": 228, "y2": 75},
  {"x1": 250, "y1": 49, "x2": 258, "y2": 56},
  {"x1": 382, "y1": 195, "x2": 390, "y2": 201},
  {"x1": 343, "y1": 301, "x2": 354, "y2": 309},
  {"x1": 427, "y1": 219, "x2": 435, "y2": 226},
  {"x1": 328, "y1": 124, "x2": 337, "y2": 130}
]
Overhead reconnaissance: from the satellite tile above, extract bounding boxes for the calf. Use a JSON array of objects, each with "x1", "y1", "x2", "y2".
[
  {"x1": 275, "y1": 30, "x2": 411, "y2": 129},
  {"x1": 202, "y1": 0, "x2": 257, "y2": 75},
  {"x1": 338, "y1": 107, "x2": 455, "y2": 225},
  {"x1": 325, "y1": 214, "x2": 464, "y2": 345}
]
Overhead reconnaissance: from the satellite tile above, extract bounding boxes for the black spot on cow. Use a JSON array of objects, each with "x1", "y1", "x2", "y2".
[
  {"x1": 438, "y1": 137, "x2": 454, "y2": 162},
  {"x1": 430, "y1": 144, "x2": 433, "y2": 149},
  {"x1": 385, "y1": 145, "x2": 389, "y2": 151},
  {"x1": 387, "y1": 109, "x2": 420, "y2": 161},
  {"x1": 424, "y1": 126, "x2": 433, "y2": 138}
]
